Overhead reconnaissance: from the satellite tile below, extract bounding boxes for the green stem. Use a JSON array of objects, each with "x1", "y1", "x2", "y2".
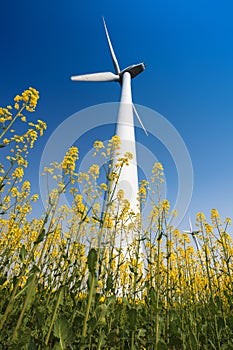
[
  {"x1": 45, "y1": 287, "x2": 63, "y2": 345},
  {"x1": 131, "y1": 330, "x2": 135, "y2": 350},
  {"x1": 12, "y1": 275, "x2": 36, "y2": 340},
  {"x1": 81, "y1": 273, "x2": 96, "y2": 340},
  {"x1": 97, "y1": 327, "x2": 104, "y2": 350},
  {"x1": 155, "y1": 229, "x2": 161, "y2": 350}
]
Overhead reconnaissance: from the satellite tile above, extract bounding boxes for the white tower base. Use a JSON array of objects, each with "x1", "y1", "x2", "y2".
[{"x1": 114, "y1": 72, "x2": 139, "y2": 215}]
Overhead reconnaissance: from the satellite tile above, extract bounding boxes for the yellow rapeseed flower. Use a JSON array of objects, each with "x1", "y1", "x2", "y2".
[
  {"x1": 88, "y1": 164, "x2": 99, "y2": 179},
  {"x1": 62, "y1": 146, "x2": 79, "y2": 174},
  {"x1": 100, "y1": 183, "x2": 108, "y2": 191},
  {"x1": 12, "y1": 167, "x2": 24, "y2": 179},
  {"x1": 94, "y1": 140, "x2": 104, "y2": 150},
  {"x1": 161, "y1": 199, "x2": 170, "y2": 212}
]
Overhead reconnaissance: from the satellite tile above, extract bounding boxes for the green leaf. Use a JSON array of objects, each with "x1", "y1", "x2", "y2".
[
  {"x1": 19, "y1": 244, "x2": 27, "y2": 261},
  {"x1": 30, "y1": 264, "x2": 40, "y2": 274},
  {"x1": 106, "y1": 273, "x2": 114, "y2": 292},
  {"x1": 157, "y1": 339, "x2": 168, "y2": 350},
  {"x1": 34, "y1": 228, "x2": 46, "y2": 245},
  {"x1": 128, "y1": 308, "x2": 137, "y2": 330},
  {"x1": 0, "y1": 274, "x2": 7, "y2": 285},
  {"x1": 87, "y1": 248, "x2": 97, "y2": 275},
  {"x1": 54, "y1": 317, "x2": 71, "y2": 349},
  {"x1": 149, "y1": 287, "x2": 156, "y2": 305},
  {"x1": 28, "y1": 339, "x2": 38, "y2": 350}
]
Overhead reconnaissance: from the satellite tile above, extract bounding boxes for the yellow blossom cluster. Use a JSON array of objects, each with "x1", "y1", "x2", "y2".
[
  {"x1": 151, "y1": 162, "x2": 164, "y2": 184},
  {"x1": 14, "y1": 87, "x2": 39, "y2": 112},
  {"x1": 106, "y1": 135, "x2": 120, "y2": 156},
  {"x1": 160, "y1": 199, "x2": 170, "y2": 213},
  {"x1": 93, "y1": 140, "x2": 104, "y2": 151},
  {"x1": 137, "y1": 179, "x2": 149, "y2": 206},
  {"x1": 88, "y1": 164, "x2": 100, "y2": 180},
  {"x1": 12, "y1": 167, "x2": 24, "y2": 180},
  {"x1": 61, "y1": 146, "x2": 79, "y2": 175},
  {"x1": 0, "y1": 107, "x2": 12, "y2": 124}
]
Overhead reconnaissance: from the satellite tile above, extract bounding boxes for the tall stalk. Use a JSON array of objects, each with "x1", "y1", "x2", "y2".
[{"x1": 155, "y1": 219, "x2": 162, "y2": 350}]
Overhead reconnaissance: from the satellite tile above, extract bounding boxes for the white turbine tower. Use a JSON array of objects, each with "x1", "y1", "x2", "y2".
[{"x1": 71, "y1": 18, "x2": 147, "y2": 214}]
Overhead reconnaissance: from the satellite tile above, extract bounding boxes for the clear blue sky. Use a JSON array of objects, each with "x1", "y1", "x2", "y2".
[{"x1": 0, "y1": 0, "x2": 232, "y2": 228}]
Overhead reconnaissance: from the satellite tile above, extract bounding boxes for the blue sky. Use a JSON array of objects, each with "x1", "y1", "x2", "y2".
[{"x1": 0, "y1": 0, "x2": 232, "y2": 229}]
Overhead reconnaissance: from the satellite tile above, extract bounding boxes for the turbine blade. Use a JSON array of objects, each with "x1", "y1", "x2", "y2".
[
  {"x1": 189, "y1": 216, "x2": 193, "y2": 232},
  {"x1": 71, "y1": 72, "x2": 119, "y2": 82},
  {"x1": 102, "y1": 17, "x2": 120, "y2": 75},
  {"x1": 133, "y1": 104, "x2": 148, "y2": 136}
]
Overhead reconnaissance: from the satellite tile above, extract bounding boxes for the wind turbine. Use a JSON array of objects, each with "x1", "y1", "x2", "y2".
[{"x1": 71, "y1": 18, "x2": 147, "y2": 214}]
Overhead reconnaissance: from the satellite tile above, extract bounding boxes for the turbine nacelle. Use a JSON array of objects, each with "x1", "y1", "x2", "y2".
[{"x1": 120, "y1": 62, "x2": 146, "y2": 80}]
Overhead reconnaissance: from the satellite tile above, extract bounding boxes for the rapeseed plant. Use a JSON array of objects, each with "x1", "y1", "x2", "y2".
[{"x1": 0, "y1": 90, "x2": 233, "y2": 349}]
